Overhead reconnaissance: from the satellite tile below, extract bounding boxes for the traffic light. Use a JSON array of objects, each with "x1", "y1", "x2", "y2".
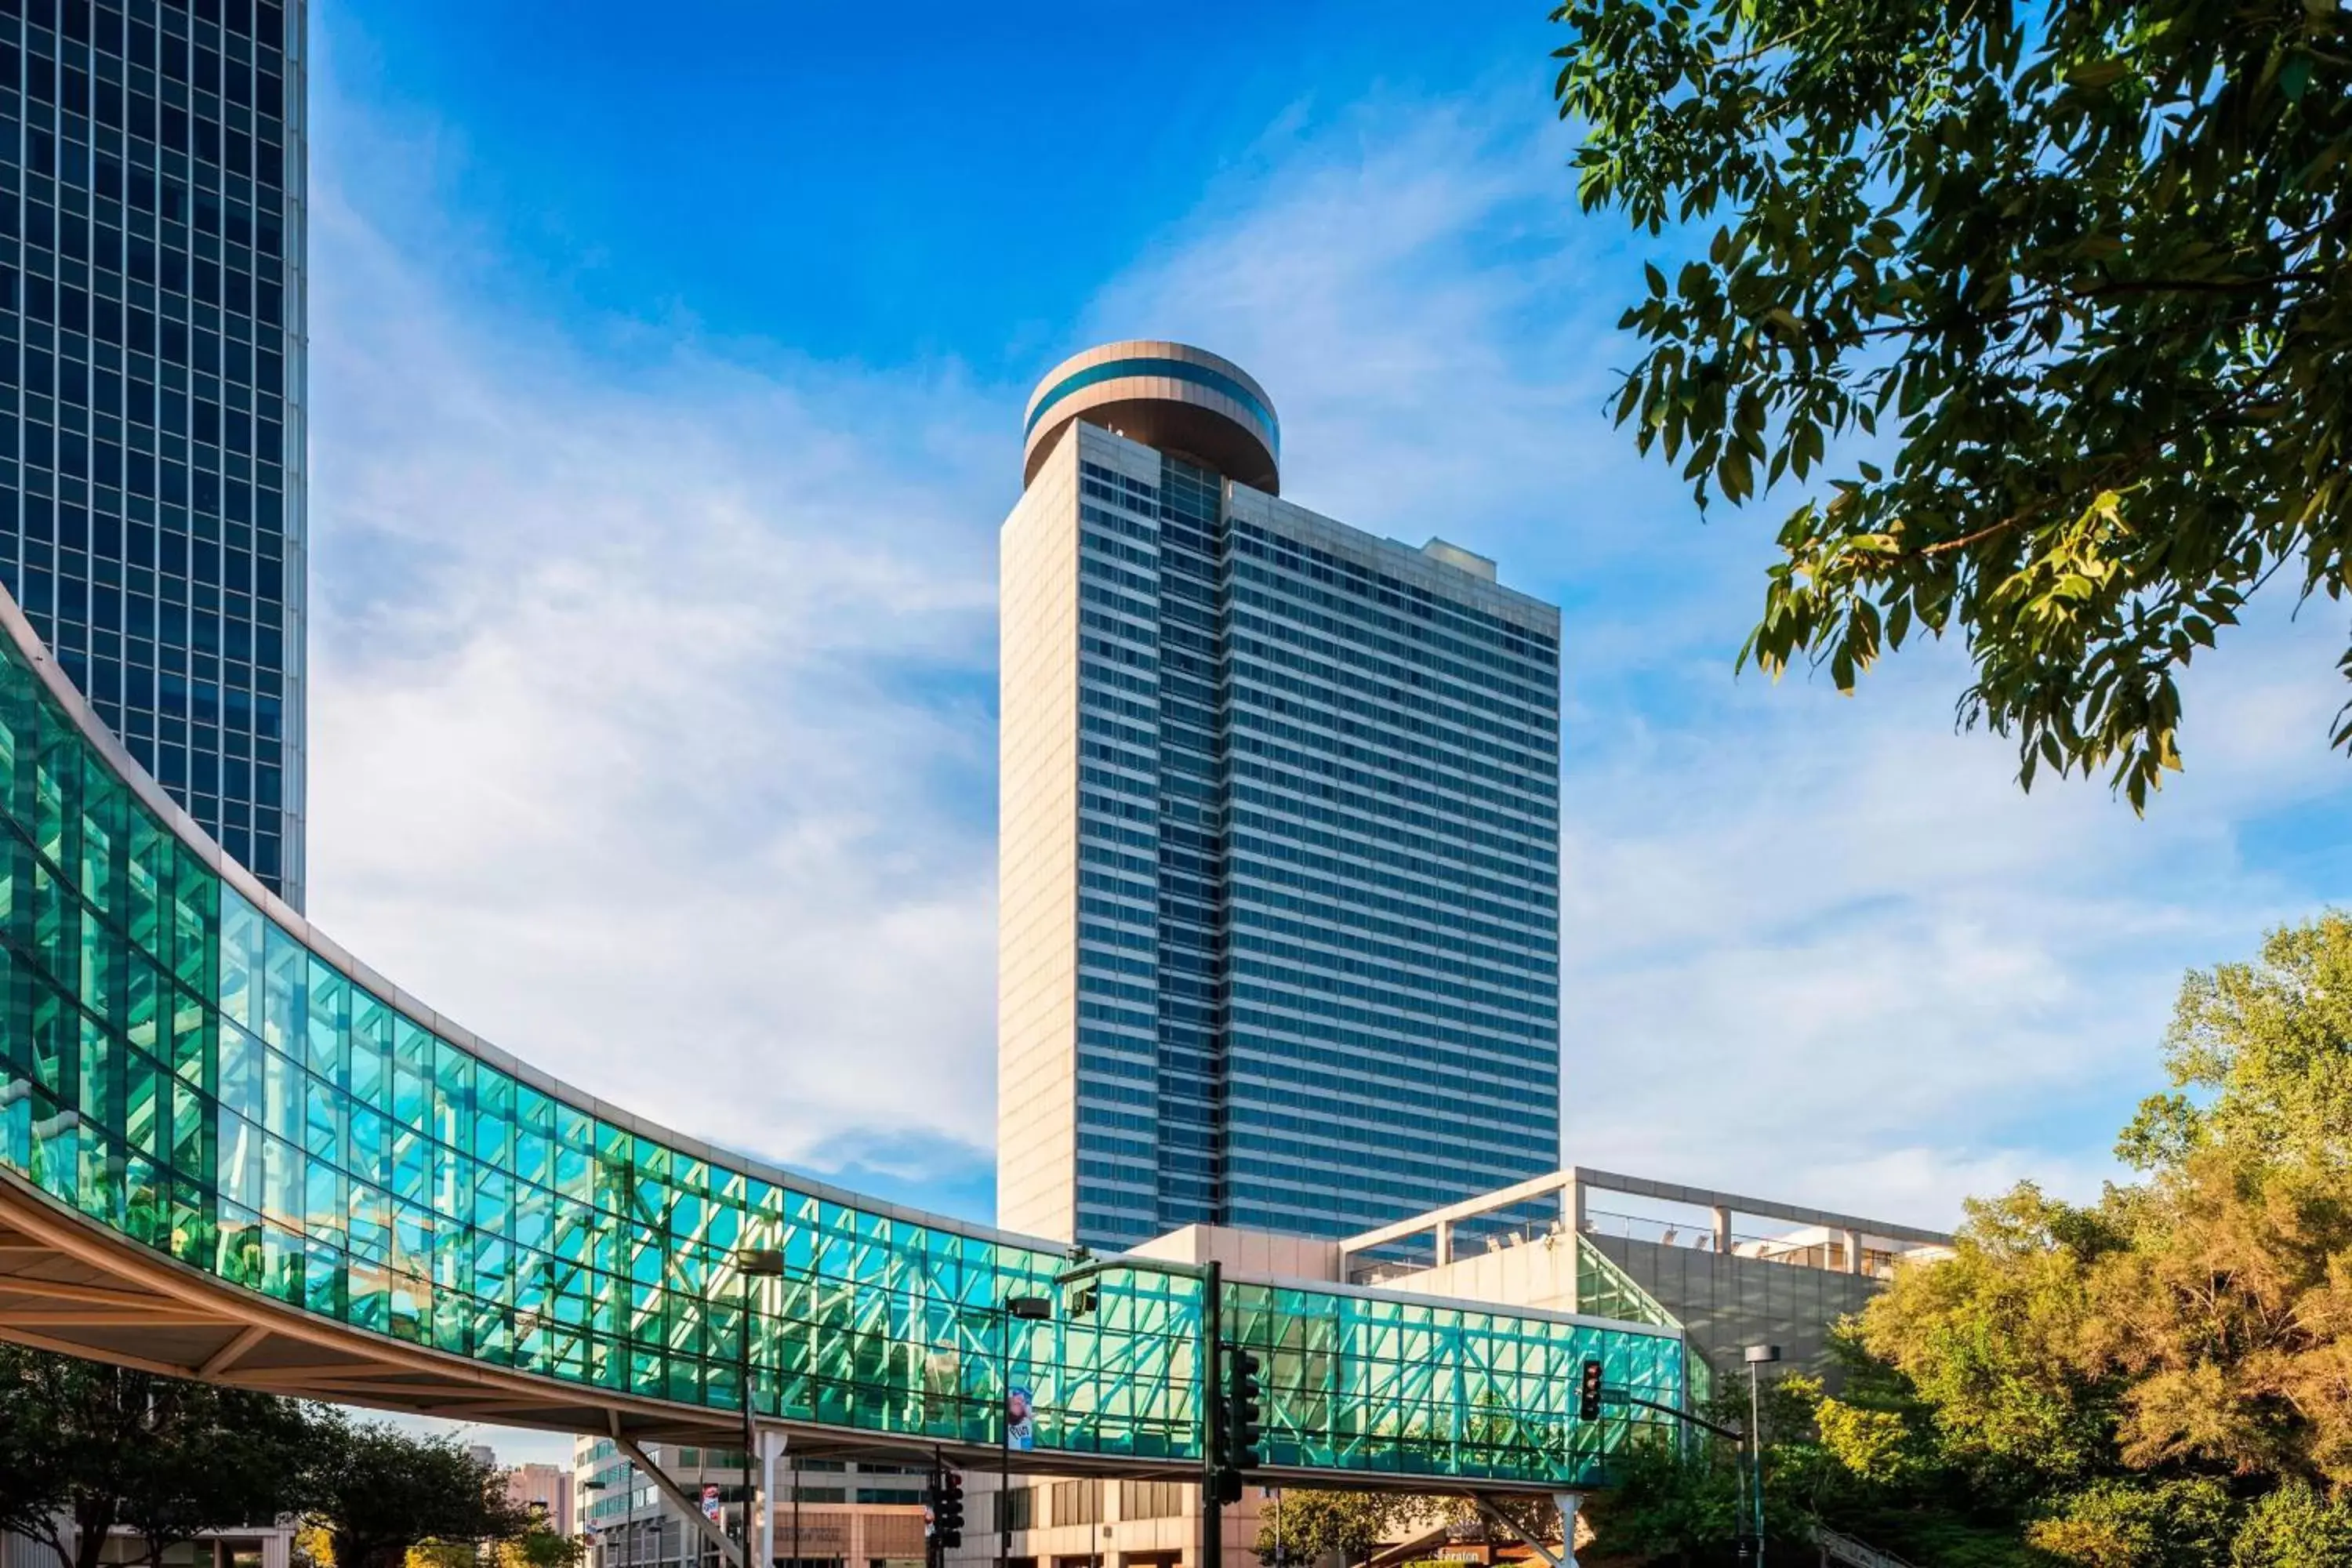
[
  {"x1": 1578, "y1": 1358, "x2": 1605, "y2": 1422},
  {"x1": 1210, "y1": 1468, "x2": 1244, "y2": 1505},
  {"x1": 931, "y1": 1466, "x2": 964, "y2": 1548},
  {"x1": 1226, "y1": 1347, "x2": 1264, "y2": 1471}
]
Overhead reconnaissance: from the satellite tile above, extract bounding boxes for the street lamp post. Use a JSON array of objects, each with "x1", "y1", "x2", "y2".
[
  {"x1": 999, "y1": 1294, "x2": 1053, "y2": 1568},
  {"x1": 582, "y1": 1479, "x2": 612, "y2": 1568},
  {"x1": 740, "y1": 1248, "x2": 788, "y2": 1568},
  {"x1": 1742, "y1": 1345, "x2": 1781, "y2": 1566}
]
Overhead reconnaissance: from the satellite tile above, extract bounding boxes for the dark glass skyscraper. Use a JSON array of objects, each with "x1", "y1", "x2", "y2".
[
  {"x1": 1000, "y1": 343, "x2": 1562, "y2": 1250},
  {"x1": 0, "y1": 0, "x2": 304, "y2": 906}
]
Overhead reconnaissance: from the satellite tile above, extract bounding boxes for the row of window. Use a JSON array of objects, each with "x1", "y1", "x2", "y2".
[
  {"x1": 1221, "y1": 1147, "x2": 1558, "y2": 1228},
  {"x1": 1228, "y1": 721, "x2": 1554, "y2": 841},
  {"x1": 1229, "y1": 583, "x2": 1555, "y2": 715},
  {"x1": 1225, "y1": 997, "x2": 1559, "y2": 1080},
  {"x1": 9, "y1": 306, "x2": 290, "y2": 408},
  {"x1": 1231, "y1": 518, "x2": 1557, "y2": 664},
  {"x1": 1229, "y1": 799, "x2": 1554, "y2": 901},
  {"x1": 1073, "y1": 982, "x2": 1558, "y2": 1112},
  {"x1": 8, "y1": 14, "x2": 291, "y2": 123},
  {"x1": 5, "y1": 482, "x2": 286, "y2": 551},
  {"x1": 1079, "y1": 488, "x2": 1561, "y2": 724},
  {"x1": 1231, "y1": 774, "x2": 1555, "y2": 882},
  {"x1": 1229, "y1": 620, "x2": 1554, "y2": 748},
  {"x1": 1076, "y1": 1043, "x2": 1560, "y2": 1147},
  {"x1": 14, "y1": 0, "x2": 292, "y2": 61},
  {"x1": 1227, "y1": 832, "x2": 1555, "y2": 942},
  {"x1": 1079, "y1": 931, "x2": 1556, "y2": 1036}
]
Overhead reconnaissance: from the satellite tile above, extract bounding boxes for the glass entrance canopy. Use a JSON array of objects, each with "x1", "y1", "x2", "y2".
[{"x1": 0, "y1": 590, "x2": 1682, "y2": 1490}]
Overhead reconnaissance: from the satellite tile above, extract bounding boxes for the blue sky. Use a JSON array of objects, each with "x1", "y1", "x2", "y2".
[
  {"x1": 303, "y1": 0, "x2": 2351, "y2": 1463},
  {"x1": 318, "y1": 2, "x2": 1561, "y2": 368}
]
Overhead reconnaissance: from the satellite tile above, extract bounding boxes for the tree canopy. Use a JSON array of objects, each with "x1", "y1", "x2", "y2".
[
  {"x1": 1550, "y1": 0, "x2": 2352, "y2": 806},
  {"x1": 307, "y1": 1416, "x2": 530, "y2": 1568},
  {"x1": 1831, "y1": 913, "x2": 2352, "y2": 1563},
  {"x1": 1253, "y1": 1491, "x2": 1410, "y2": 1568},
  {"x1": 1580, "y1": 913, "x2": 2352, "y2": 1564},
  {"x1": 2118, "y1": 910, "x2": 2352, "y2": 1171},
  {"x1": 0, "y1": 1346, "x2": 322, "y2": 1568}
]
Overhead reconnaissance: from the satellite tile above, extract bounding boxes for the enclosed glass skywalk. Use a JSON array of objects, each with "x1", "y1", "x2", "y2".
[{"x1": 0, "y1": 589, "x2": 1683, "y2": 1490}]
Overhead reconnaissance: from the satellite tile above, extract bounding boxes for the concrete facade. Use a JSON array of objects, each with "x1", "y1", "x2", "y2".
[{"x1": 509, "y1": 1462, "x2": 577, "y2": 1538}]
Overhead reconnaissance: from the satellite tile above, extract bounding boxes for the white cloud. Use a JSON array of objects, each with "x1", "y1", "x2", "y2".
[{"x1": 303, "y1": 172, "x2": 1012, "y2": 1170}]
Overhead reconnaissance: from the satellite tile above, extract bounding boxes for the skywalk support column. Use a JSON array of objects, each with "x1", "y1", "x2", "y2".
[
  {"x1": 757, "y1": 1431, "x2": 782, "y2": 1568},
  {"x1": 1468, "y1": 1496, "x2": 1569, "y2": 1568},
  {"x1": 1552, "y1": 1494, "x2": 1582, "y2": 1568},
  {"x1": 612, "y1": 1432, "x2": 744, "y2": 1568}
]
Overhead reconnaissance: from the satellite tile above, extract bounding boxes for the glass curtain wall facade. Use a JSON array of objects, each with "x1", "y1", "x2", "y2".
[
  {"x1": 1002, "y1": 405, "x2": 1563, "y2": 1254},
  {"x1": 0, "y1": 0, "x2": 305, "y2": 907},
  {"x1": 0, "y1": 581, "x2": 1678, "y2": 1489}
]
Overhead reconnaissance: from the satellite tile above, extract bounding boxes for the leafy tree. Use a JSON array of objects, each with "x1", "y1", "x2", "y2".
[
  {"x1": 1581, "y1": 918, "x2": 2352, "y2": 1562},
  {"x1": 0, "y1": 1345, "x2": 321, "y2": 1568},
  {"x1": 120, "y1": 1391, "x2": 321, "y2": 1568},
  {"x1": 403, "y1": 1545, "x2": 482, "y2": 1568},
  {"x1": 2119, "y1": 911, "x2": 2352, "y2": 1172},
  {"x1": 309, "y1": 1417, "x2": 528, "y2": 1568},
  {"x1": 1549, "y1": 0, "x2": 2352, "y2": 806},
  {"x1": 1854, "y1": 1185, "x2": 2125, "y2": 1486},
  {"x1": 1432, "y1": 1493, "x2": 1559, "y2": 1550},
  {"x1": 2079, "y1": 1152, "x2": 2352, "y2": 1486},
  {"x1": 1251, "y1": 1490, "x2": 1406, "y2": 1568},
  {"x1": 2024, "y1": 1476, "x2": 2234, "y2": 1568},
  {"x1": 1581, "y1": 1436, "x2": 1751, "y2": 1566},
  {"x1": 2227, "y1": 1480, "x2": 2352, "y2": 1567},
  {"x1": 499, "y1": 1526, "x2": 587, "y2": 1568}
]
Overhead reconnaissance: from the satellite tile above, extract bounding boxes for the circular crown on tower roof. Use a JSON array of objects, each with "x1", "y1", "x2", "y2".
[{"x1": 1022, "y1": 341, "x2": 1279, "y2": 494}]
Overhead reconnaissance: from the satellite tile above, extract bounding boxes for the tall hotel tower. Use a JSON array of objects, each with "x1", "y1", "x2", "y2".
[
  {"x1": 0, "y1": 0, "x2": 307, "y2": 906},
  {"x1": 999, "y1": 342, "x2": 1563, "y2": 1250}
]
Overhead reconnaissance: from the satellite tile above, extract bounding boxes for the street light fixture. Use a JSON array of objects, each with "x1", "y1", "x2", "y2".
[
  {"x1": 999, "y1": 1294, "x2": 1053, "y2": 1568},
  {"x1": 739, "y1": 1249, "x2": 788, "y2": 1568},
  {"x1": 1742, "y1": 1345, "x2": 1781, "y2": 1566}
]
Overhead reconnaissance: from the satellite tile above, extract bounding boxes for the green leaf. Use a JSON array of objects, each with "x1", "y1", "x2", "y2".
[
  {"x1": 2064, "y1": 59, "x2": 2130, "y2": 88},
  {"x1": 2279, "y1": 51, "x2": 2314, "y2": 103}
]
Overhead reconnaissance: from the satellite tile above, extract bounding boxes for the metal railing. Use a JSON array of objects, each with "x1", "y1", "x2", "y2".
[{"x1": 1816, "y1": 1525, "x2": 1922, "y2": 1568}]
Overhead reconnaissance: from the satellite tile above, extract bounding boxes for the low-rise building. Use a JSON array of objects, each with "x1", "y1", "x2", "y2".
[
  {"x1": 1, "y1": 1524, "x2": 297, "y2": 1568},
  {"x1": 576, "y1": 1439, "x2": 927, "y2": 1568},
  {"x1": 946, "y1": 1167, "x2": 1951, "y2": 1568},
  {"x1": 510, "y1": 1461, "x2": 577, "y2": 1538}
]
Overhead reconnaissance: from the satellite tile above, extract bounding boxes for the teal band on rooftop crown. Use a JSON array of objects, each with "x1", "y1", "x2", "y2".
[{"x1": 1024, "y1": 357, "x2": 1280, "y2": 454}]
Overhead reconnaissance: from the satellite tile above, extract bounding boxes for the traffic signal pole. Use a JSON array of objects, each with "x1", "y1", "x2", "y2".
[
  {"x1": 1580, "y1": 1358, "x2": 1751, "y2": 1563},
  {"x1": 925, "y1": 1450, "x2": 966, "y2": 1568},
  {"x1": 1201, "y1": 1260, "x2": 1222, "y2": 1568}
]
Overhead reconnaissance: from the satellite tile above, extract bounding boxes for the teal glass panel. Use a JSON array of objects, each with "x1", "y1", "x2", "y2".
[{"x1": 0, "y1": 612, "x2": 1681, "y2": 1488}]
